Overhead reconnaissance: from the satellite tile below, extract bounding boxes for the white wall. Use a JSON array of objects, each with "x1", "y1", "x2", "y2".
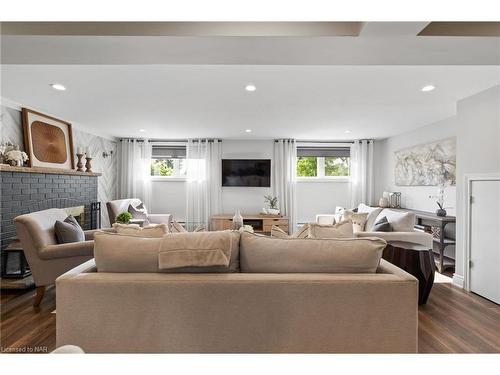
[
  {"x1": 296, "y1": 180, "x2": 351, "y2": 223},
  {"x1": 455, "y1": 85, "x2": 500, "y2": 283},
  {"x1": 150, "y1": 179, "x2": 187, "y2": 221},
  {"x1": 374, "y1": 84, "x2": 500, "y2": 285},
  {"x1": 220, "y1": 140, "x2": 274, "y2": 214},
  {"x1": 374, "y1": 117, "x2": 457, "y2": 216},
  {"x1": 150, "y1": 139, "x2": 353, "y2": 223}
]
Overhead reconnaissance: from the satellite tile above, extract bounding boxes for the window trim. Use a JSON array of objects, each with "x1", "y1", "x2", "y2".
[
  {"x1": 151, "y1": 176, "x2": 187, "y2": 182},
  {"x1": 297, "y1": 176, "x2": 351, "y2": 183}
]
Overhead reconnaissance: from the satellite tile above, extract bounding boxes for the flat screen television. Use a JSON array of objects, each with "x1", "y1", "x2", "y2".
[{"x1": 222, "y1": 159, "x2": 271, "y2": 187}]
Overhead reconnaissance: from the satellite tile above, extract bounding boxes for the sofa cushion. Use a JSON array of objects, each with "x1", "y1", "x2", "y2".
[
  {"x1": 112, "y1": 223, "x2": 168, "y2": 237},
  {"x1": 342, "y1": 211, "x2": 369, "y2": 233},
  {"x1": 94, "y1": 230, "x2": 240, "y2": 273},
  {"x1": 307, "y1": 220, "x2": 354, "y2": 239},
  {"x1": 357, "y1": 204, "x2": 383, "y2": 230},
  {"x1": 54, "y1": 216, "x2": 85, "y2": 244},
  {"x1": 374, "y1": 209, "x2": 415, "y2": 232},
  {"x1": 240, "y1": 231, "x2": 385, "y2": 273},
  {"x1": 371, "y1": 216, "x2": 392, "y2": 232}
]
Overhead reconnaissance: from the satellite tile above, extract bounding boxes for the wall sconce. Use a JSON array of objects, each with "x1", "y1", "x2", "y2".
[{"x1": 102, "y1": 150, "x2": 114, "y2": 158}]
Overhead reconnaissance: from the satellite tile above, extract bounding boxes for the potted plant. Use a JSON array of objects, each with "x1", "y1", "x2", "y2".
[
  {"x1": 116, "y1": 211, "x2": 132, "y2": 224},
  {"x1": 264, "y1": 195, "x2": 280, "y2": 215}
]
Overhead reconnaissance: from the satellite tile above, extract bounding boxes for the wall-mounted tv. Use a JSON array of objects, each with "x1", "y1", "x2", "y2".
[{"x1": 222, "y1": 159, "x2": 271, "y2": 187}]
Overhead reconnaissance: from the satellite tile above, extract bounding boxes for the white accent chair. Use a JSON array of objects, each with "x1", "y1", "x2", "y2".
[{"x1": 106, "y1": 198, "x2": 172, "y2": 227}]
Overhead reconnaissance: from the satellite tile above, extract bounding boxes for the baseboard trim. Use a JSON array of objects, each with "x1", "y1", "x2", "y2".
[{"x1": 452, "y1": 274, "x2": 464, "y2": 288}]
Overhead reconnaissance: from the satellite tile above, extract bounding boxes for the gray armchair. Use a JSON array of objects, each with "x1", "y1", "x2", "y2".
[
  {"x1": 106, "y1": 198, "x2": 172, "y2": 227},
  {"x1": 13, "y1": 208, "x2": 96, "y2": 307}
]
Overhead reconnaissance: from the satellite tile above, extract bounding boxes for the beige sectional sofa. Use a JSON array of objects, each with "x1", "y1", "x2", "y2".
[{"x1": 56, "y1": 231, "x2": 418, "y2": 353}]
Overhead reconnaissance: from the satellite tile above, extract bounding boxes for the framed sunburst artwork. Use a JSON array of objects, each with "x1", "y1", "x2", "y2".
[{"x1": 22, "y1": 108, "x2": 75, "y2": 170}]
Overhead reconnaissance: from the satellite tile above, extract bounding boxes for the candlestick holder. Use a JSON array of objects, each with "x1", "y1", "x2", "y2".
[
  {"x1": 76, "y1": 153, "x2": 85, "y2": 172},
  {"x1": 85, "y1": 157, "x2": 93, "y2": 173}
]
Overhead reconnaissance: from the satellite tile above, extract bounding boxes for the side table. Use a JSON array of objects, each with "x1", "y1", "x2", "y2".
[
  {"x1": 1, "y1": 239, "x2": 32, "y2": 279},
  {"x1": 383, "y1": 241, "x2": 435, "y2": 305}
]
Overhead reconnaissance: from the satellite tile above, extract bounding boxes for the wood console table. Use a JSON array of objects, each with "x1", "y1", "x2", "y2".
[
  {"x1": 210, "y1": 214, "x2": 289, "y2": 234},
  {"x1": 396, "y1": 208, "x2": 456, "y2": 273}
]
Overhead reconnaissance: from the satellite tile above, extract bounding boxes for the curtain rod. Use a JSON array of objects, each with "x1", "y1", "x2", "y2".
[
  {"x1": 296, "y1": 140, "x2": 375, "y2": 143},
  {"x1": 119, "y1": 139, "x2": 221, "y2": 143}
]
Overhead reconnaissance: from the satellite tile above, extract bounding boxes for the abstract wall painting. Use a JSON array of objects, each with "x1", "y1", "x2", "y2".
[{"x1": 394, "y1": 137, "x2": 456, "y2": 186}]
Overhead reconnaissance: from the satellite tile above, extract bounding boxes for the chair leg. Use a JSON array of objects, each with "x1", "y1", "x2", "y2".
[{"x1": 33, "y1": 286, "x2": 46, "y2": 307}]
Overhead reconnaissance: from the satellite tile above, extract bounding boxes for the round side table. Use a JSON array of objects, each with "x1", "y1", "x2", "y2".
[{"x1": 383, "y1": 241, "x2": 435, "y2": 305}]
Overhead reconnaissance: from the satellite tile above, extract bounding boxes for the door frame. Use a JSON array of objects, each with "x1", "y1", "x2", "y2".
[{"x1": 464, "y1": 173, "x2": 500, "y2": 292}]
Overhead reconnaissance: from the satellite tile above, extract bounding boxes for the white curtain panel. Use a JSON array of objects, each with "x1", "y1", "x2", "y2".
[
  {"x1": 350, "y1": 139, "x2": 375, "y2": 208},
  {"x1": 272, "y1": 139, "x2": 298, "y2": 232},
  {"x1": 186, "y1": 139, "x2": 222, "y2": 230},
  {"x1": 118, "y1": 139, "x2": 152, "y2": 208}
]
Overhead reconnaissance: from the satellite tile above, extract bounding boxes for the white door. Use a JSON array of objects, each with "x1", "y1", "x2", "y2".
[{"x1": 470, "y1": 179, "x2": 500, "y2": 304}]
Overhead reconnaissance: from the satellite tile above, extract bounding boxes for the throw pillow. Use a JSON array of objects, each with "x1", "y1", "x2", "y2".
[
  {"x1": 371, "y1": 216, "x2": 392, "y2": 232},
  {"x1": 193, "y1": 224, "x2": 206, "y2": 232},
  {"x1": 293, "y1": 224, "x2": 310, "y2": 238},
  {"x1": 373, "y1": 209, "x2": 416, "y2": 232},
  {"x1": 112, "y1": 223, "x2": 168, "y2": 238},
  {"x1": 128, "y1": 203, "x2": 149, "y2": 224},
  {"x1": 271, "y1": 225, "x2": 289, "y2": 238},
  {"x1": 342, "y1": 210, "x2": 369, "y2": 233},
  {"x1": 55, "y1": 215, "x2": 85, "y2": 244},
  {"x1": 357, "y1": 203, "x2": 383, "y2": 231},
  {"x1": 307, "y1": 220, "x2": 354, "y2": 239},
  {"x1": 170, "y1": 220, "x2": 188, "y2": 233},
  {"x1": 271, "y1": 224, "x2": 309, "y2": 239}
]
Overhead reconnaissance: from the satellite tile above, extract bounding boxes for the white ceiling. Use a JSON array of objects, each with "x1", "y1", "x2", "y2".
[
  {"x1": 2, "y1": 65, "x2": 499, "y2": 140},
  {"x1": 1, "y1": 23, "x2": 499, "y2": 140}
]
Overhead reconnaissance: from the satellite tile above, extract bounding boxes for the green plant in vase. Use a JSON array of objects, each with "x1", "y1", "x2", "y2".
[
  {"x1": 264, "y1": 194, "x2": 280, "y2": 215},
  {"x1": 116, "y1": 211, "x2": 132, "y2": 224}
]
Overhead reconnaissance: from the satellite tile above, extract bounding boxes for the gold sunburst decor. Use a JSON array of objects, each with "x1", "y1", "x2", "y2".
[{"x1": 31, "y1": 121, "x2": 68, "y2": 163}]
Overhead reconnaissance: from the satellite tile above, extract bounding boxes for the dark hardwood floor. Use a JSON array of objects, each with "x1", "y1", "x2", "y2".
[{"x1": 1, "y1": 282, "x2": 499, "y2": 353}]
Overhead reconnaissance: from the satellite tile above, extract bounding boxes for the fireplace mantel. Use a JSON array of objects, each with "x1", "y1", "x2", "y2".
[{"x1": 0, "y1": 164, "x2": 102, "y2": 177}]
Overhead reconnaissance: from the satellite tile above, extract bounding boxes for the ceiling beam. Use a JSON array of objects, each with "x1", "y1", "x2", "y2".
[
  {"x1": 359, "y1": 22, "x2": 430, "y2": 36},
  {"x1": 0, "y1": 22, "x2": 363, "y2": 37}
]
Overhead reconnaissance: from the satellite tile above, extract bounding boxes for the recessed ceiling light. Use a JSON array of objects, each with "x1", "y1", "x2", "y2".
[
  {"x1": 344, "y1": 130, "x2": 352, "y2": 134},
  {"x1": 245, "y1": 129, "x2": 252, "y2": 133},
  {"x1": 421, "y1": 84, "x2": 436, "y2": 92},
  {"x1": 50, "y1": 83, "x2": 66, "y2": 91},
  {"x1": 139, "y1": 129, "x2": 146, "y2": 132},
  {"x1": 245, "y1": 84, "x2": 256, "y2": 92}
]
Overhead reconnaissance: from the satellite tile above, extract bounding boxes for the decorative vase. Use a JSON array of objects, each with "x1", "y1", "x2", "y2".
[
  {"x1": 379, "y1": 197, "x2": 389, "y2": 208},
  {"x1": 267, "y1": 208, "x2": 280, "y2": 216},
  {"x1": 232, "y1": 210, "x2": 243, "y2": 230},
  {"x1": 85, "y1": 157, "x2": 93, "y2": 173},
  {"x1": 76, "y1": 153, "x2": 85, "y2": 172},
  {"x1": 436, "y1": 208, "x2": 447, "y2": 217}
]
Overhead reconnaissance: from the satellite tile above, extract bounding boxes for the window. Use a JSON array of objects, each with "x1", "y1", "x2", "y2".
[
  {"x1": 151, "y1": 144, "x2": 187, "y2": 177},
  {"x1": 296, "y1": 145, "x2": 350, "y2": 178}
]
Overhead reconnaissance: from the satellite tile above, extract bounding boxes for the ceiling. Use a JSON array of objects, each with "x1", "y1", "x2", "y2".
[
  {"x1": 1, "y1": 22, "x2": 499, "y2": 140},
  {"x1": 2, "y1": 65, "x2": 499, "y2": 140}
]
